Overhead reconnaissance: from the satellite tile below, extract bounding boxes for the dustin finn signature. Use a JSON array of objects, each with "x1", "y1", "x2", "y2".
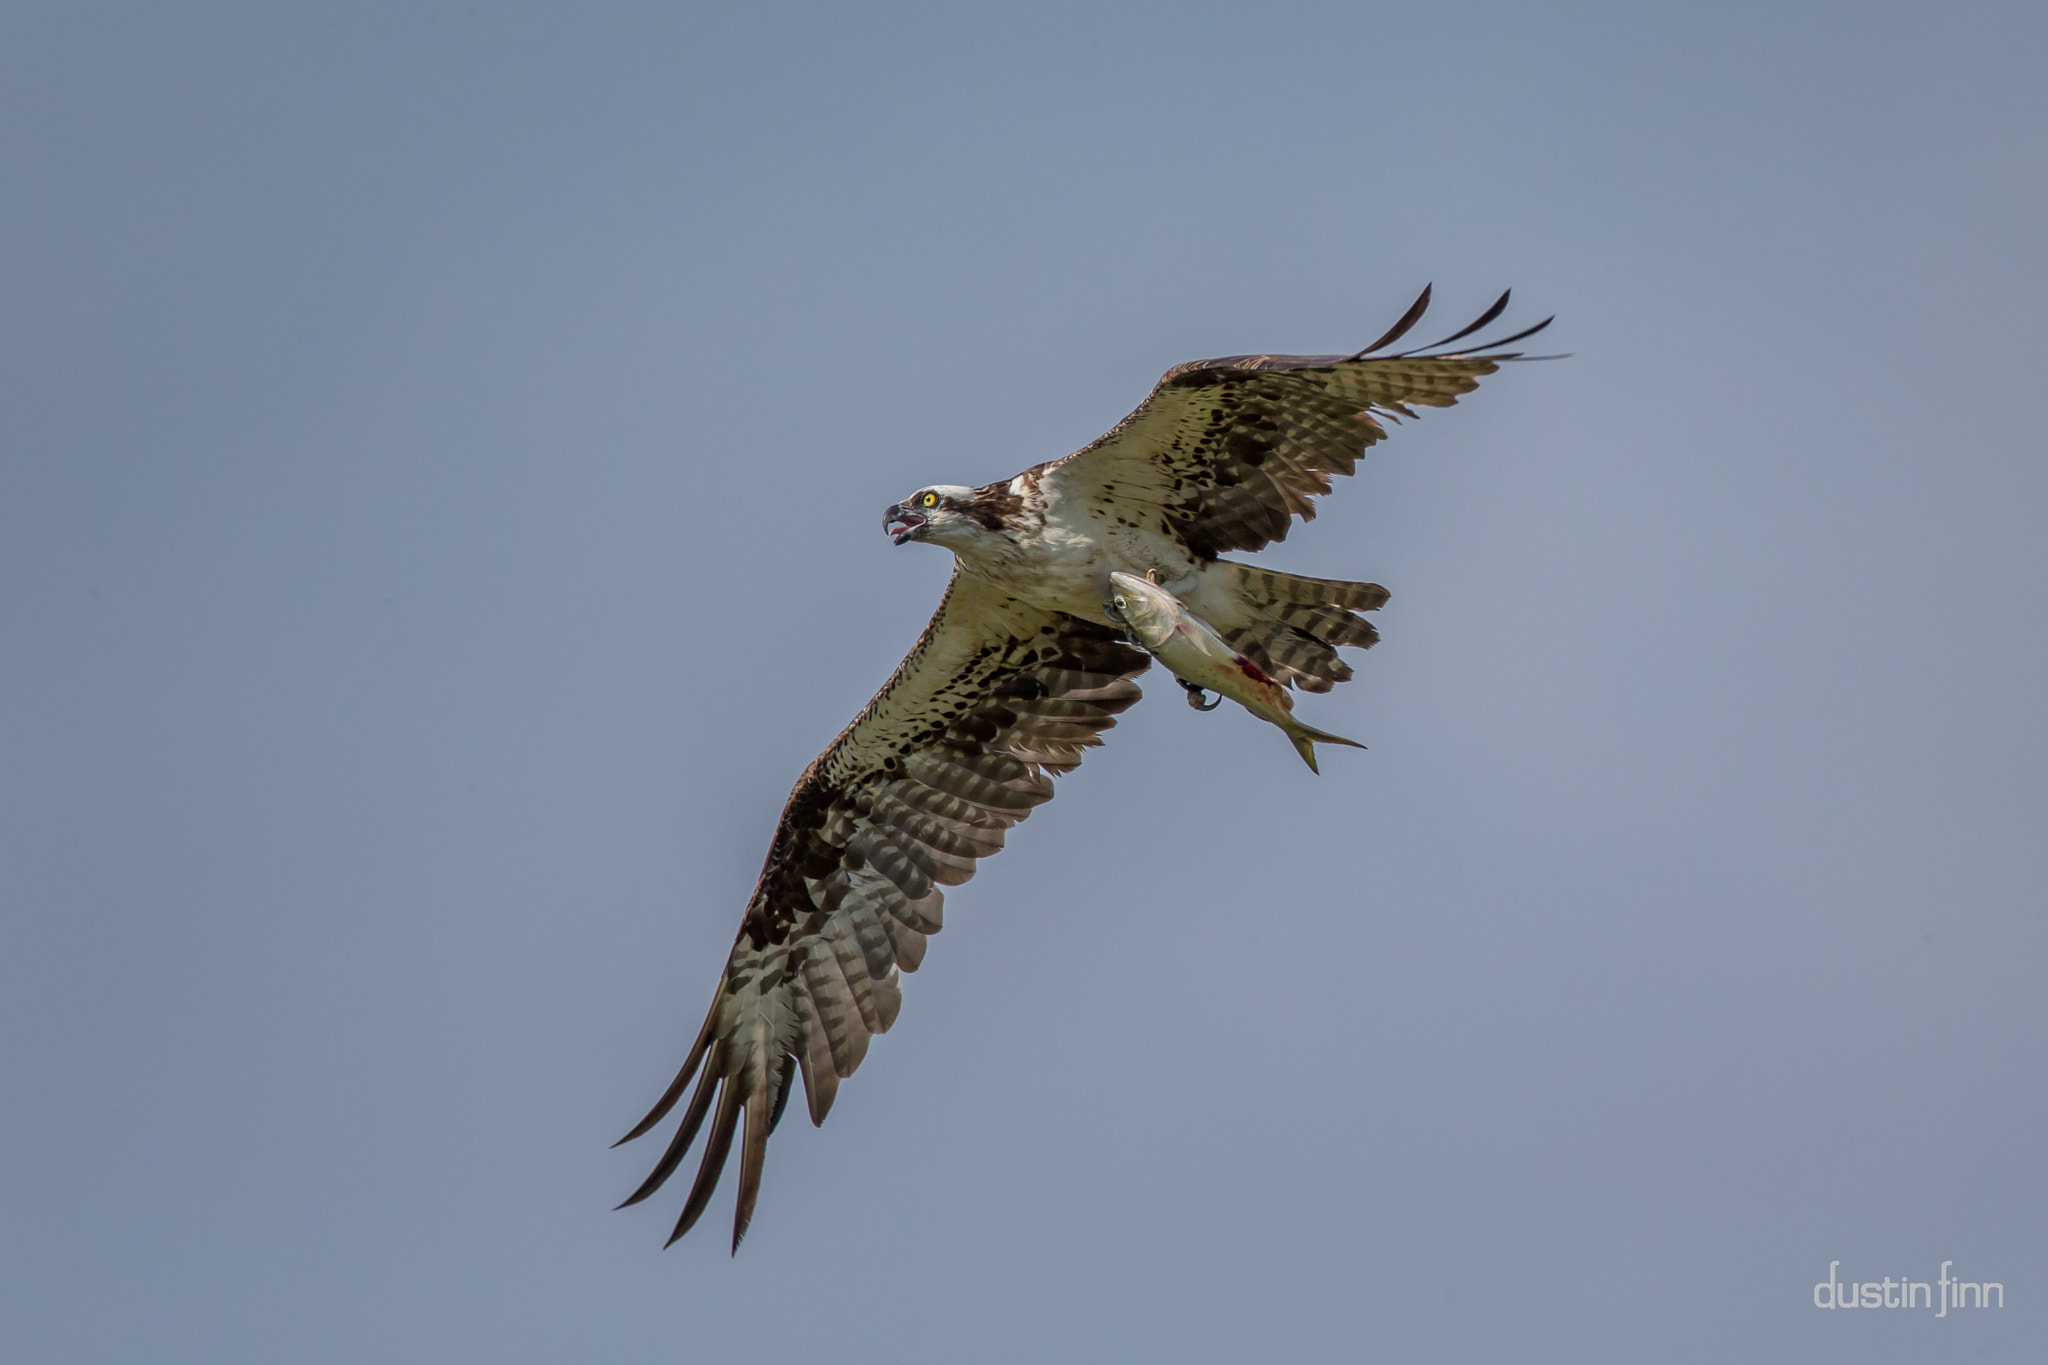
[{"x1": 1814, "y1": 1261, "x2": 2004, "y2": 1315}]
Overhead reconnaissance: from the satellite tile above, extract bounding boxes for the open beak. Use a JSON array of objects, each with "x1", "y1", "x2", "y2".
[{"x1": 884, "y1": 504, "x2": 927, "y2": 545}]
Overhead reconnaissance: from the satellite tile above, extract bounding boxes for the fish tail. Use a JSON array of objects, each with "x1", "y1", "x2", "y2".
[{"x1": 1284, "y1": 719, "x2": 1366, "y2": 774}]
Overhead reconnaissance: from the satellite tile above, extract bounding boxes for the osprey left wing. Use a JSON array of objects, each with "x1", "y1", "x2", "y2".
[{"x1": 615, "y1": 569, "x2": 1147, "y2": 1251}]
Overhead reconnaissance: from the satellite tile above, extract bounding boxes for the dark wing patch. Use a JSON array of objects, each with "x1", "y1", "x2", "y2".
[
  {"x1": 1043, "y1": 289, "x2": 1551, "y2": 559},
  {"x1": 615, "y1": 571, "x2": 1147, "y2": 1252}
]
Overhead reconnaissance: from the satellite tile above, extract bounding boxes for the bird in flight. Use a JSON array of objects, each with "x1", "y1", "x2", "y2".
[{"x1": 615, "y1": 287, "x2": 1551, "y2": 1250}]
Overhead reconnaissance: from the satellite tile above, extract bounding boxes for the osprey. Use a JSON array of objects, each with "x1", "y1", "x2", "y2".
[{"x1": 616, "y1": 287, "x2": 1551, "y2": 1250}]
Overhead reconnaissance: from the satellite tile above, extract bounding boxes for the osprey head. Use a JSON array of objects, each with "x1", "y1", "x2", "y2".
[{"x1": 884, "y1": 485, "x2": 983, "y2": 548}]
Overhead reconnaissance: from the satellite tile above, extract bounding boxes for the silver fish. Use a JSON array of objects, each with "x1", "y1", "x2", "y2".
[{"x1": 1105, "y1": 571, "x2": 1365, "y2": 773}]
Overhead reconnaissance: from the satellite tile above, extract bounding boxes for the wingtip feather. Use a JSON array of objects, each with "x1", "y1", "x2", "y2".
[
  {"x1": 616, "y1": 1048, "x2": 725, "y2": 1210},
  {"x1": 1400, "y1": 288, "x2": 1512, "y2": 355},
  {"x1": 1351, "y1": 284, "x2": 1433, "y2": 358},
  {"x1": 729, "y1": 1086, "x2": 772, "y2": 1253},
  {"x1": 1466, "y1": 315, "x2": 1554, "y2": 353},
  {"x1": 664, "y1": 1079, "x2": 742, "y2": 1247},
  {"x1": 614, "y1": 1001, "x2": 719, "y2": 1146}
]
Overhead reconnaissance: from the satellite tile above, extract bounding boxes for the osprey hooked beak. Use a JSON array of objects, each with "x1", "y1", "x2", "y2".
[{"x1": 883, "y1": 502, "x2": 927, "y2": 545}]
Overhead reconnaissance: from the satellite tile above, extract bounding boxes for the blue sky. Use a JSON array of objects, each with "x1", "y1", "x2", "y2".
[{"x1": 3, "y1": 4, "x2": 2044, "y2": 1360}]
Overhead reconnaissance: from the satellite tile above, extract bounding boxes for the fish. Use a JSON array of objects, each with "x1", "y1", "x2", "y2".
[{"x1": 1104, "y1": 570, "x2": 1365, "y2": 773}]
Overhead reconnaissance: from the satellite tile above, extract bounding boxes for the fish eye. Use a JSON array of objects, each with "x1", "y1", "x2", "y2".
[
  {"x1": 920, "y1": 491, "x2": 938, "y2": 508},
  {"x1": 1113, "y1": 595, "x2": 1126, "y2": 610}
]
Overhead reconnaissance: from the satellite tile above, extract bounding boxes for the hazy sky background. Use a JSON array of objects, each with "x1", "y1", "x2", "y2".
[{"x1": 4, "y1": 4, "x2": 2044, "y2": 1361}]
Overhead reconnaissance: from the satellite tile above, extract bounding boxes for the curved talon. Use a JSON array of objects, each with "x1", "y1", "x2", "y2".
[{"x1": 1181, "y1": 680, "x2": 1222, "y2": 711}]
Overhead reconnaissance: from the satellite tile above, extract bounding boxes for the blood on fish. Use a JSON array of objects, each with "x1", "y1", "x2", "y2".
[{"x1": 1233, "y1": 654, "x2": 1277, "y2": 686}]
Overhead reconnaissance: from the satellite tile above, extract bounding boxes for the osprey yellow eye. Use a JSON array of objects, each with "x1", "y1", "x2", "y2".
[{"x1": 920, "y1": 492, "x2": 938, "y2": 508}]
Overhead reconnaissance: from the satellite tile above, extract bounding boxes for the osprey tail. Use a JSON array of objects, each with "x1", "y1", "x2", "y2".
[{"x1": 1218, "y1": 564, "x2": 1388, "y2": 693}]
